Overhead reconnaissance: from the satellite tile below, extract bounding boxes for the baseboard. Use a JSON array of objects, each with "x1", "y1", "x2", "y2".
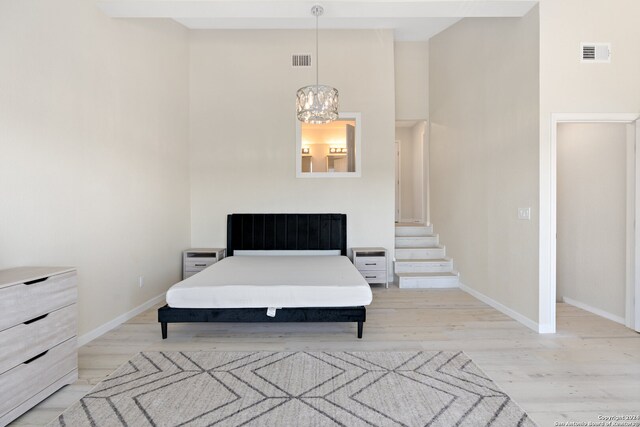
[
  {"x1": 562, "y1": 296, "x2": 625, "y2": 325},
  {"x1": 458, "y1": 282, "x2": 540, "y2": 333},
  {"x1": 77, "y1": 293, "x2": 165, "y2": 347}
]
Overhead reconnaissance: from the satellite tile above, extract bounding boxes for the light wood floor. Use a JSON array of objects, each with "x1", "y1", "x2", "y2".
[{"x1": 10, "y1": 287, "x2": 640, "y2": 427}]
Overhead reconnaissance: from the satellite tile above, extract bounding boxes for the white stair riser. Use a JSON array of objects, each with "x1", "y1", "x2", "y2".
[
  {"x1": 395, "y1": 236, "x2": 438, "y2": 247},
  {"x1": 394, "y1": 261, "x2": 453, "y2": 273},
  {"x1": 395, "y1": 226, "x2": 433, "y2": 237},
  {"x1": 395, "y1": 247, "x2": 445, "y2": 259},
  {"x1": 398, "y1": 275, "x2": 459, "y2": 289}
]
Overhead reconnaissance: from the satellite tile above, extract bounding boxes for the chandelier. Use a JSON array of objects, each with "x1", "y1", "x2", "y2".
[{"x1": 296, "y1": 5, "x2": 339, "y2": 124}]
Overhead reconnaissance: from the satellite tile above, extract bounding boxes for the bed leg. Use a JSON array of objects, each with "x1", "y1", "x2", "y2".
[
  {"x1": 161, "y1": 322, "x2": 167, "y2": 339},
  {"x1": 357, "y1": 321, "x2": 363, "y2": 339}
]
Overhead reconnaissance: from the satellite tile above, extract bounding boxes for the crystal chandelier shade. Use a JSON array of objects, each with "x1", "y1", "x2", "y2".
[
  {"x1": 296, "y1": 85, "x2": 339, "y2": 124},
  {"x1": 296, "y1": 5, "x2": 339, "y2": 124}
]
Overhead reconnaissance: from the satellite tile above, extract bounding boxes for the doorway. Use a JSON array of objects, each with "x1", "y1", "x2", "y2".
[
  {"x1": 556, "y1": 122, "x2": 628, "y2": 325},
  {"x1": 542, "y1": 113, "x2": 640, "y2": 334},
  {"x1": 395, "y1": 140, "x2": 401, "y2": 222},
  {"x1": 395, "y1": 120, "x2": 427, "y2": 224}
]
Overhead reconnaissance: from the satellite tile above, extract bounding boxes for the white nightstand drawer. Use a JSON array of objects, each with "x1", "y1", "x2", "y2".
[
  {"x1": 0, "y1": 337, "x2": 77, "y2": 418},
  {"x1": 183, "y1": 248, "x2": 225, "y2": 280},
  {"x1": 0, "y1": 271, "x2": 77, "y2": 332},
  {"x1": 184, "y1": 259, "x2": 217, "y2": 270},
  {"x1": 0, "y1": 304, "x2": 76, "y2": 375},
  {"x1": 360, "y1": 270, "x2": 387, "y2": 284},
  {"x1": 355, "y1": 257, "x2": 386, "y2": 271}
]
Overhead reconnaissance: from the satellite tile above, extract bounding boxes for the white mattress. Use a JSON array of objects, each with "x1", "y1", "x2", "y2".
[{"x1": 166, "y1": 255, "x2": 373, "y2": 309}]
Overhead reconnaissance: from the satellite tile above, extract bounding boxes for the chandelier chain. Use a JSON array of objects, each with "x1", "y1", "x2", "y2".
[
  {"x1": 295, "y1": 4, "x2": 338, "y2": 124},
  {"x1": 316, "y1": 8, "x2": 319, "y2": 89}
]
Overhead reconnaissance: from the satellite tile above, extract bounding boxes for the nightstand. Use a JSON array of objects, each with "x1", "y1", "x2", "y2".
[
  {"x1": 182, "y1": 248, "x2": 225, "y2": 279},
  {"x1": 352, "y1": 247, "x2": 388, "y2": 288}
]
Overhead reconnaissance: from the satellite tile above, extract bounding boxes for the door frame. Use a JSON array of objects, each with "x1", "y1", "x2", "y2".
[
  {"x1": 541, "y1": 113, "x2": 640, "y2": 333},
  {"x1": 395, "y1": 140, "x2": 401, "y2": 222},
  {"x1": 423, "y1": 121, "x2": 430, "y2": 226}
]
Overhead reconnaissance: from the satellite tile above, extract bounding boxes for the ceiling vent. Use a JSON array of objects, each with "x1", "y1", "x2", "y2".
[
  {"x1": 581, "y1": 43, "x2": 611, "y2": 63},
  {"x1": 292, "y1": 54, "x2": 312, "y2": 68}
]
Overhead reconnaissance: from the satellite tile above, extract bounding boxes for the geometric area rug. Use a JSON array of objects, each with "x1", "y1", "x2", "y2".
[{"x1": 51, "y1": 351, "x2": 536, "y2": 427}]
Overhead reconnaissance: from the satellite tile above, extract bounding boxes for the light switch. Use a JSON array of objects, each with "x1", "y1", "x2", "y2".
[{"x1": 517, "y1": 207, "x2": 531, "y2": 220}]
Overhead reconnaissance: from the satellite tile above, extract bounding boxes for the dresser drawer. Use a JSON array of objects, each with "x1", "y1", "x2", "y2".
[
  {"x1": 0, "y1": 271, "x2": 76, "y2": 332},
  {"x1": 355, "y1": 257, "x2": 386, "y2": 271},
  {"x1": 0, "y1": 304, "x2": 76, "y2": 375},
  {"x1": 360, "y1": 270, "x2": 387, "y2": 284},
  {"x1": 184, "y1": 258, "x2": 217, "y2": 271},
  {"x1": 0, "y1": 337, "x2": 77, "y2": 418}
]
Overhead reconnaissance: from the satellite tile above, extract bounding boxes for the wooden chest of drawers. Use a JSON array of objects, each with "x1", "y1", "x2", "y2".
[{"x1": 0, "y1": 267, "x2": 78, "y2": 426}]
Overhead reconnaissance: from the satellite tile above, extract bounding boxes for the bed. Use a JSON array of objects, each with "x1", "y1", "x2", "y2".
[{"x1": 158, "y1": 213, "x2": 372, "y2": 339}]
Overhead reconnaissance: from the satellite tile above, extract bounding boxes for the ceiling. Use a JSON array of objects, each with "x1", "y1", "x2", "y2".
[{"x1": 98, "y1": 0, "x2": 538, "y2": 41}]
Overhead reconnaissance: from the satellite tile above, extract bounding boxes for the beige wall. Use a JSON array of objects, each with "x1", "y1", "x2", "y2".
[
  {"x1": 429, "y1": 8, "x2": 540, "y2": 323},
  {"x1": 0, "y1": 1, "x2": 191, "y2": 336},
  {"x1": 394, "y1": 42, "x2": 429, "y2": 121},
  {"x1": 189, "y1": 30, "x2": 396, "y2": 262},
  {"x1": 394, "y1": 42, "x2": 428, "y2": 225},
  {"x1": 557, "y1": 123, "x2": 627, "y2": 318},
  {"x1": 539, "y1": 0, "x2": 640, "y2": 116}
]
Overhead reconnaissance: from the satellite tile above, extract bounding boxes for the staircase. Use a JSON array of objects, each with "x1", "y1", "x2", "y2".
[{"x1": 394, "y1": 223, "x2": 459, "y2": 288}]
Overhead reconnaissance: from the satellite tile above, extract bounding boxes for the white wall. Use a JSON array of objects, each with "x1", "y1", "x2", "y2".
[
  {"x1": 0, "y1": 0, "x2": 191, "y2": 336},
  {"x1": 395, "y1": 42, "x2": 429, "y2": 224},
  {"x1": 394, "y1": 42, "x2": 429, "y2": 121},
  {"x1": 539, "y1": 0, "x2": 640, "y2": 330},
  {"x1": 189, "y1": 30, "x2": 396, "y2": 262},
  {"x1": 557, "y1": 123, "x2": 627, "y2": 318},
  {"x1": 429, "y1": 8, "x2": 540, "y2": 324}
]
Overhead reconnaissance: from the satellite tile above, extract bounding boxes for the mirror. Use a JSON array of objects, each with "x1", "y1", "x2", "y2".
[{"x1": 296, "y1": 112, "x2": 362, "y2": 178}]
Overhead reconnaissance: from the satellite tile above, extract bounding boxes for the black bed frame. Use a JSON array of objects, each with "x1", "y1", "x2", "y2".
[{"x1": 158, "y1": 213, "x2": 367, "y2": 339}]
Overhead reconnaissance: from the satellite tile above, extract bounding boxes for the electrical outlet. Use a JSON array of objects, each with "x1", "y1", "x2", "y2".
[
  {"x1": 138, "y1": 276, "x2": 144, "y2": 288},
  {"x1": 517, "y1": 207, "x2": 531, "y2": 220}
]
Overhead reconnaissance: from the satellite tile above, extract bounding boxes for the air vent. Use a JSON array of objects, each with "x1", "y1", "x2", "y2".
[
  {"x1": 292, "y1": 54, "x2": 312, "y2": 68},
  {"x1": 581, "y1": 43, "x2": 611, "y2": 63}
]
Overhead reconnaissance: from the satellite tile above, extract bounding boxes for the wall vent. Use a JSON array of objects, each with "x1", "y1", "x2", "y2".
[
  {"x1": 581, "y1": 43, "x2": 611, "y2": 63},
  {"x1": 292, "y1": 54, "x2": 312, "y2": 68}
]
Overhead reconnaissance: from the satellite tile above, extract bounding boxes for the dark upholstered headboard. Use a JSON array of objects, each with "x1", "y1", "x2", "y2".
[{"x1": 226, "y1": 214, "x2": 347, "y2": 256}]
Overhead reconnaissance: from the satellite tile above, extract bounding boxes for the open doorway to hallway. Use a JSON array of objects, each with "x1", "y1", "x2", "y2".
[
  {"x1": 556, "y1": 122, "x2": 628, "y2": 325},
  {"x1": 548, "y1": 114, "x2": 640, "y2": 333},
  {"x1": 395, "y1": 120, "x2": 427, "y2": 224}
]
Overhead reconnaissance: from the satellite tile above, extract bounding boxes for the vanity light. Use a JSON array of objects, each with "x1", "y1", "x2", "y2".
[
  {"x1": 302, "y1": 147, "x2": 310, "y2": 154},
  {"x1": 295, "y1": 5, "x2": 339, "y2": 124}
]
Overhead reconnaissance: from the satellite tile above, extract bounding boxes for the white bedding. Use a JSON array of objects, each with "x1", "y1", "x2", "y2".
[{"x1": 166, "y1": 255, "x2": 373, "y2": 309}]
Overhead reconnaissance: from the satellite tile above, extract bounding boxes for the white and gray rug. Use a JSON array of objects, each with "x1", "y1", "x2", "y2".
[{"x1": 52, "y1": 351, "x2": 535, "y2": 426}]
